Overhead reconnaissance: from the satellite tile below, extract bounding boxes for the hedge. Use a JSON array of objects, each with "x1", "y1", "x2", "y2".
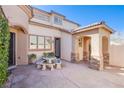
[{"x1": 0, "y1": 15, "x2": 10, "y2": 87}]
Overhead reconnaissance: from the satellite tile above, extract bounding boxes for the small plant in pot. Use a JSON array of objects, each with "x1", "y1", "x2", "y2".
[
  {"x1": 43, "y1": 52, "x2": 48, "y2": 58},
  {"x1": 43, "y1": 52, "x2": 55, "y2": 58},
  {"x1": 28, "y1": 54, "x2": 37, "y2": 64},
  {"x1": 47, "y1": 52, "x2": 55, "y2": 58}
]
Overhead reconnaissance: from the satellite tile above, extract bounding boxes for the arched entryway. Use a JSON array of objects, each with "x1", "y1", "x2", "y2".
[
  {"x1": 83, "y1": 36, "x2": 91, "y2": 63},
  {"x1": 102, "y1": 36, "x2": 109, "y2": 67}
]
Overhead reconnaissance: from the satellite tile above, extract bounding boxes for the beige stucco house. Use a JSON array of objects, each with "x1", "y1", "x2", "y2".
[{"x1": 1, "y1": 5, "x2": 116, "y2": 70}]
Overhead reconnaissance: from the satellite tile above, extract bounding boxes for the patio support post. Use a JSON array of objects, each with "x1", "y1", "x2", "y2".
[
  {"x1": 99, "y1": 36, "x2": 104, "y2": 70},
  {"x1": 91, "y1": 33, "x2": 103, "y2": 70},
  {"x1": 72, "y1": 35, "x2": 79, "y2": 62}
]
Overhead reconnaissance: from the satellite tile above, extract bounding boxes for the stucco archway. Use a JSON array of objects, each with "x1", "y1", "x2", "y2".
[
  {"x1": 83, "y1": 36, "x2": 91, "y2": 62},
  {"x1": 11, "y1": 24, "x2": 28, "y2": 34}
]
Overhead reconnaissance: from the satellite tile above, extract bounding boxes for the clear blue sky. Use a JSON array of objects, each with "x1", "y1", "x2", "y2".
[{"x1": 33, "y1": 5, "x2": 124, "y2": 33}]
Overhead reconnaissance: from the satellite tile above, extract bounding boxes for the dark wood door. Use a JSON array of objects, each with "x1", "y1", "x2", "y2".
[
  {"x1": 55, "y1": 38, "x2": 61, "y2": 58},
  {"x1": 9, "y1": 32, "x2": 16, "y2": 66}
]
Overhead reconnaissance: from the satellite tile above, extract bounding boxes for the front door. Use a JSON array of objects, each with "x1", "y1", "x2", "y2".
[
  {"x1": 9, "y1": 32, "x2": 16, "y2": 66},
  {"x1": 55, "y1": 38, "x2": 61, "y2": 58}
]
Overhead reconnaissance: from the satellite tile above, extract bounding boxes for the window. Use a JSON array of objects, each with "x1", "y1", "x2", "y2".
[
  {"x1": 29, "y1": 35, "x2": 52, "y2": 50},
  {"x1": 45, "y1": 37, "x2": 51, "y2": 49},
  {"x1": 54, "y1": 16, "x2": 62, "y2": 25},
  {"x1": 30, "y1": 35, "x2": 37, "y2": 49},
  {"x1": 38, "y1": 36, "x2": 44, "y2": 49}
]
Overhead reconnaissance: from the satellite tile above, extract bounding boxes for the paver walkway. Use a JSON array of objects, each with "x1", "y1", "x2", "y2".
[{"x1": 11, "y1": 60, "x2": 124, "y2": 88}]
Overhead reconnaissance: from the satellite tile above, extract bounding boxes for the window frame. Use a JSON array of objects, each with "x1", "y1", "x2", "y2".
[
  {"x1": 44, "y1": 36, "x2": 52, "y2": 49},
  {"x1": 29, "y1": 35, "x2": 37, "y2": 50},
  {"x1": 29, "y1": 34, "x2": 52, "y2": 51},
  {"x1": 54, "y1": 16, "x2": 63, "y2": 25},
  {"x1": 37, "y1": 36, "x2": 45, "y2": 50}
]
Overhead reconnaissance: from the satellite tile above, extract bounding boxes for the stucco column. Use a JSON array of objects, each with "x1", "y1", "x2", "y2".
[
  {"x1": 108, "y1": 36, "x2": 110, "y2": 64},
  {"x1": 72, "y1": 35, "x2": 76, "y2": 53},
  {"x1": 99, "y1": 36, "x2": 104, "y2": 70},
  {"x1": 72, "y1": 35, "x2": 79, "y2": 62},
  {"x1": 91, "y1": 33, "x2": 103, "y2": 70}
]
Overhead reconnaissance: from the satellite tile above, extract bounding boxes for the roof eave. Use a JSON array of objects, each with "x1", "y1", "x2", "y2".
[
  {"x1": 18, "y1": 5, "x2": 33, "y2": 19},
  {"x1": 102, "y1": 24, "x2": 114, "y2": 33},
  {"x1": 72, "y1": 24, "x2": 113, "y2": 34},
  {"x1": 29, "y1": 20, "x2": 71, "y2": 34}
]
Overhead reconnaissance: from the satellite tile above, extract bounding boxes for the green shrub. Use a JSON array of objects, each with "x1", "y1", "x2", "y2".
[{"x1": 0, "y1": 15, "x2": 10, "y2": 87}]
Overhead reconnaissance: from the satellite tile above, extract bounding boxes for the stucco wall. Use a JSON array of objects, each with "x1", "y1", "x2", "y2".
[
  {"x1": 99, "y1": 28, "x2": 111, "y2": 53},
  {"x1": 29, "y1": 24, "x2": 62, "y2": 37},
  {"x1": 78, "y1": 37, "x2": 83, "y2": 60},
  {"x1": 10, "y1": 27, "x2": 28, "y2": 65},
  {"x1": 32, "y1": 8, "x2": 51, "y2": 25},
  {"x1": 28, "y1": 24, "x2": 61, "y2": 59},
  {"x1": 63, "y1": 20, "x2": 79, "y2": 31},
  {"x1": 28, "y1": 24, "x2": 72, "y2": 61},
  {"x1": 72, "y1": 29, "x2": 99, "y2": 61},
  {"x1": 17, "y1": 30, "x2": 28, "y2": 65},
  {"x1": 3, "y1": 5, "x2": 29, "y2": 65},
  {"x1": 31, "y1": 9, "x2": 79, "y2": 31},
  {"x1": 2, "y1": 6, "x2": 29, "y2": 32},
  {"x1": 72, "y1": 36, "x2": 83, "y2": 61},
  {"x1": 31, "y1": 18, "x2": 51, "y2": 26},
  {"x1": 61, "y1": 32, "x2": 72, "y2": 61},
  {"x1": 110, "y1": 44, "x2": 124, "y2": 67}
]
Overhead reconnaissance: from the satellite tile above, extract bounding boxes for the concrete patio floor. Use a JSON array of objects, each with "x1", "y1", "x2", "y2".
[{"x1": 11, "y1": 60, "x2": 124, "y2": 88}]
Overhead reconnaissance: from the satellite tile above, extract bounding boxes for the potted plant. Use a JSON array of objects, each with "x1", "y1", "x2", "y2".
[
  {"x1": 43, "y1": 52, "x2": 48, "y2": 58},
  {"x1": 28, "y1": 54, "x2": 37, "y2": 64},
  {"x1": 43, "y1": 52, "x2": 55, "y2": 58},
  {"x1": 47, "y1": 52, "x2": 55, "y2": 58}
]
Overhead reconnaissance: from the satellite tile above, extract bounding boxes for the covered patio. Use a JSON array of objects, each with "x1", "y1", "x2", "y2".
[{"x1": 72, "y1": 22, "x2": 112, "y2": 70}]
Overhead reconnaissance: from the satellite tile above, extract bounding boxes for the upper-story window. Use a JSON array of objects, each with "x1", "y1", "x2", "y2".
[
  {"x1": 34, "y1": 14, "x2": 50, "y2": 22},
  {"x1": 54, "y1": 16, "x2": 62, "y2": 25}
]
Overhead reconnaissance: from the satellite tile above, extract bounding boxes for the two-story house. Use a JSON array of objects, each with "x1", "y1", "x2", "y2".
[
  {"x1": 28, "y1": 8, "x2": 80, "y2": 62},
  {"x1": 1, "y1": 5, "x2": 114, "y2": 70}
]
